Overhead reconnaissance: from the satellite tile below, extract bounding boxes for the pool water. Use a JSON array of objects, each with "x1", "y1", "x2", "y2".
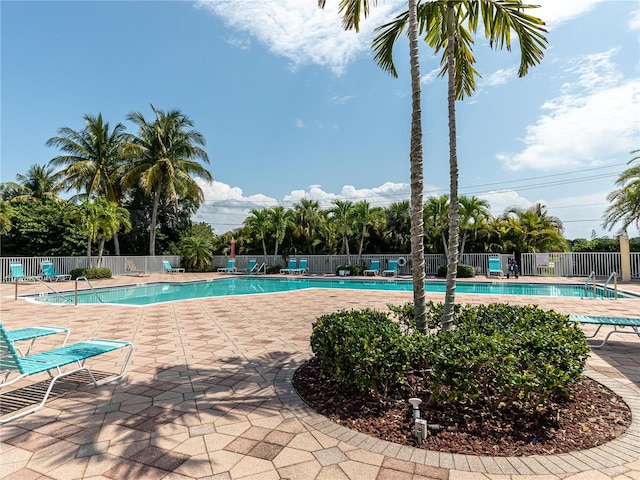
[{"x1": 30, "y1": 277, "x2": 627, "y2": 305}]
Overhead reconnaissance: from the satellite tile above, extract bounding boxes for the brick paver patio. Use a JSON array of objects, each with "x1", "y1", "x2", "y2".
[{"x1": 1, "y1": 273, "x2": 639, "y2": 479}]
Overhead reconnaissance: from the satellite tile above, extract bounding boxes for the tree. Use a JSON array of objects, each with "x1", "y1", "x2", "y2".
[
  {"x1": 330, "y1": 200, "x2": 356, "y2": 258},
  {"x1": 320, "y1": 0, "x2": 428, "y2": 330},
  {"x1": 0, "y1": 164, "x2": 63, "y2": 202},
  {"x1": 244, "y1": 208, "x2": 271, "y2": 259},
  {"x1": 268, "y1": 206, "x2": 294, "y2": 263},
  {"x1": 124, "y1": 105, "x2": 213, "y2": 256},
  {"x1": 458, "y1": 195, "x2": 490, "y2": 258},
  {"x1": 502, "y1": 203, "x2": 567, "y2": 253},
  {"x1": 423, "y1": 195, "x2": 450, "y2": 256},
  {"x1": 46, "y1": 113, "x2": 129, "y2": 253},
  {"x1": 383, "y1": 200, "x2": 411, "y2": 252},
  {"x1": 180, "y1": 235, "x2": 214, "y2": 271},
  {"x1": 374, "y1": 0, "x2": 547, "y2": 329},
  {"x1": 352, "y1": 200, "x2": 385, "y2": 258},
  {"x1": 293, "y1": 198, "x2": 325, "y2": 254},
  {"x1": 603, "y1": 150, "x2": 640, "y2": 233},
  {"x1": 64, "y1": 198, "x2": 131, "y2": 267}
]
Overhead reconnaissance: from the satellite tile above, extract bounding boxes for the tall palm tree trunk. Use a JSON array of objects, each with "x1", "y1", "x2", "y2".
[
  {"x1": 113, "y1": 232, "x2": 121, "y2": 256},
  {"x1": 149, "y1": 187, "x2": 162, "y2": 256},
  {"x1": 442, "y1": 1, "x2": 459, "y2": 331},
  {"x1": 407, "y1": 0, "x2": 427, "y2": 332}
]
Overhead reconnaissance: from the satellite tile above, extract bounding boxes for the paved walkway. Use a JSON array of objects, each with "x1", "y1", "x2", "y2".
[{"x1": 1, "y1": 274, "x2": 639, "y2": 480}]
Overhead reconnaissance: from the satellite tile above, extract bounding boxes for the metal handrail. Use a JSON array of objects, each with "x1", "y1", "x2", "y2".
[
  {"x1": 584, "y1": 271, "x2": 595, "y2": 297},
  {"x1": 13, "y1": 277, "x2": 73, "y2": 303},
  {"x1": 75, "y1": 276, "x2": 104, "y2": 305},
  {"x1": 603, "y1": 271, "x2": 618, "y2": 299}
]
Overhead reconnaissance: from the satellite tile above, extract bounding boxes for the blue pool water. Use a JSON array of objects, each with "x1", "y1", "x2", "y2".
[{"x1": 30, "y1": 277, "x2": 628, "y2": 305}]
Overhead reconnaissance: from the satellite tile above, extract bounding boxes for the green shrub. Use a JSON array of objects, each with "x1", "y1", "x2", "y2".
[
  {"x1": 424, "y1": 303, "x2": 589, "y2": 412},
  {"x1": 388, "y1": 301, "x2": 461, "y2": 331},
  {"x1": 310, "y1": 309, "x2": 412, "y2": 398},
  {"x1": 265, "y1": 265, "x2": 281, "y2": 274},
  {"x1": 335, "y1": 264, "x2": 364, "y2": 276},
  {"x1": 69, "y1": 267, "x2": 112, "y2": 280},
  {"x1": 436, "y1": 263, "x2": 475, "y2": 278}
]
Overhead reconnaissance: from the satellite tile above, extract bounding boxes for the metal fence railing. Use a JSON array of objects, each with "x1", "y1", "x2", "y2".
[
  {"x1": 3, "y1": 252, "x2": 639, "y2": 281},
  {"x1": 0, "y1": 255, "x2": 181, "y2": 281}
]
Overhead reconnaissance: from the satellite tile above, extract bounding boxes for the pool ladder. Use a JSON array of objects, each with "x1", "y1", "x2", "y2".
[
  {"x1": 584, "y1": 271, "x2": 618, "y2": 299},
  {"x1": 603, "y1": 271, "x2": 618, "y2": 299},
  {"x1": 75, "y1": 276, "x2": 104, "y2": 304}
]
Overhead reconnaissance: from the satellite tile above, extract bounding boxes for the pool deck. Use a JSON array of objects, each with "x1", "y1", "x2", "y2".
[{"x1": 1, "y1": 274, "x2": 639, "y2": 480}]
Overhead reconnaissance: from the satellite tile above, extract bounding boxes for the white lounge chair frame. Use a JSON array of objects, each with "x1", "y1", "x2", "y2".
[
  {"x1": 570, "y1": 315, "x2": 640, "y2": 348},
  {"x1": 0, "y1": 323, "x2": 134, "y2": 424}
]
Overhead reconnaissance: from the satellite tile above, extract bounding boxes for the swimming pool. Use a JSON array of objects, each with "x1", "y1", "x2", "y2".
[{"x1": 29, "y1": 277, "x2": 629, "y2": 305}]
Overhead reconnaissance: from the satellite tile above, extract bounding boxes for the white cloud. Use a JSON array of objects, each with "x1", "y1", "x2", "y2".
[
  {"x1": 195, "y1": 0, "x2": 406, "y2": 75},
  {"x1": 535, "y1": 0, "x2": 605, "y2": 28},
  {"x1": 483, "y1": 66, "x2": 519, "y2": 87},
  {"x1": 296, "y1": 119, "x2": 305, "y2": 128},
  {"x1": 420, "y1": 68, "x2": 440, "y2": 85},
  {"x1": 629, "y1": 8, "x2": 640, "y2": 30},
  {"x1": 497, "y1": 49, "x2": 640, "y2": 171}
]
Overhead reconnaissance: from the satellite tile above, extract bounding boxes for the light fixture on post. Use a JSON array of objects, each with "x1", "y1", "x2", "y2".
[{"x1": 408, "y1": 397, "x2": 428, "y2": 445}]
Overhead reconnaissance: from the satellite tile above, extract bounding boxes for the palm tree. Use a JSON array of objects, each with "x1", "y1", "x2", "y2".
[
  {"x1": 330, "y1": 200, "x2": 356, "y2": 258},
  {"x1": 383, "y1": 200, "x2": 411, "y2": 252},
  {"x1": 180, "y1": 236, "x2": 214, "y2": 271},
  {"x1": 65, "y1": 198, "x2": 131, "y2": 267},
  {"x1": 353, "y1": 200, "x2": 385, "y2": 258},
  {"x1": 319, "y1": 0, "x2": 428, "y2": 330},
  {"x1": 458, "y1": 195, "x2": 490, "y2": 258},
  {"x1": 502, "y1": 203, "x2": 567, "y2": 253},
  {"x1": 268, "y1": 206, "x2": 294, "y2": 263},
  {"x1": 293, "y1": 198, "x2": 324, "y2": 254},
  {"x1": 244, "y1": 208, "x2": 271, "y2": 259},
  {"x1": 603, "y1": 150, "x2": 640, "y2": 233},
  {"x1": 1, "y1": 164, "x2": 64, "y2": 202},
  {"x1": 46, "y1": 113, "x2": 130, "y2": 253},
  {"x1": 424, "y1": 195, "x2": 450, "y2": 256},
  {"x1": 374, "y1": 1, "x2": 547, "y2": 329},
  {"x1": 124, "y1": 105, "x2": 213, "y2": 256}
]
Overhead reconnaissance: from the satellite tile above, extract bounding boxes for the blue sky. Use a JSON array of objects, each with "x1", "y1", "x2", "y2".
[{"x1": 2, "y1": 0, "x2": 639, "y2": 240}]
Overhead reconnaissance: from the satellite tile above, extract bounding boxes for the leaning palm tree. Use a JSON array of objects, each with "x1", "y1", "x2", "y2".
[
  {"x1": 374, "y1": 0, "x2": 547, "y2": 330},
  {"x1": 320, "y1": 0, "x2": 428, "y2": 329},
  {"x1": 1, "y1": 164, "x2": 64, "y2": 202},
  {"x1": 330, "y1": 200, "x2": 356, "y2": 258},
  {"x1": 458, "y1": 195, "x2": 490, "y2": 258},
  {"x1": 244, "y1": 208, "x2": 271, "y2": 259},
  {"x1": 64, "y1": 198, "x2": 131, "y2": 267},
  {"x1": 268, "y1": 206, "x2": 294, "y2": 263},
  {"x1": 46, "y1": 113, "x2": 130, "y2": 253},
  {"x1": 124, "y1": 105, "x2": 213, "y2": 256},
  {"x1": 603, "y1": 150, "x2": 640, "y2": 234}
]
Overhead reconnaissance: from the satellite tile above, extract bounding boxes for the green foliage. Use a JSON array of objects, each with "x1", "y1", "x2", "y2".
[
  {"x1": 310, "y1": 309, "x2": 413, "y2": 398},
  {"x1": 69, "y1": 267, "x2": 112, "y2": 279},
  {"x1": 1, "y1": 200, "x2": 86, "y2": 256},
  {"x1": 388, "y1": 300, "x2": 461, "y2": 331},
  {"x1": 335, "y1": 264, "x2": 364, "y2": 275},
  {"x1": 436, "y1": 263, "x2": 475, "y2": 278},
  {"x1": 265, "y1": 265, "x2": 281, "y2": 274},
  {"x1": 179, "y1": 235, "x2": 214, "y2": 271},
  {"x1": 424, "y1": 303, "x2": 589, "y2": 412}
]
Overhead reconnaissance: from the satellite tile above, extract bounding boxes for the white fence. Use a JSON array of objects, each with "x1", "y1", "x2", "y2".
[
  {"x1": 0, "y1": 255, "x2": 181, "y2": 281},
  {"x1": 3, "y1": 252, "x2": 639, "y2": 281}
]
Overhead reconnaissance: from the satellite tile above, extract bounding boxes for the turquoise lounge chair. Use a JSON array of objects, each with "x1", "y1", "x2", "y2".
[
  {"x1": 291, "y1": 258, "x2": 308, "y2": 274},
  {"x1": 163, "y1": 260, "x2": 186, "y2": 273},
  {"x1": 383, "y1": 260, "x2": 399, "y2": 277},
  {"x1": 6, "y1": 262, "x2": 41, "y2": 283},
  {"x1": 234, "y1": 259, "x2": 264, "y2": 275},
  {"x1": 487, "y1": 257, "x2": 504, "y2": 278},
  {"x1": 7, "y1": 325, "x2": 70, "y2": 357},
  {"x1": 41, "y1": 261, "x2": 71, "y2": 282},
  {"x1": 216, "y1": 258, "x2": 236, "y2": 273},
  {"x1": 570, "y1": 315, "x2": 640, "y2": 348},
  {"x1": 281, "y1": 258, "x2": 297, "y2": 274},
  {"x1": 364, "y1": 259, "x2": 381, "y2": 276},
  {"x1": 0, "y1": 322, "x2": 134, "y2": 424}
]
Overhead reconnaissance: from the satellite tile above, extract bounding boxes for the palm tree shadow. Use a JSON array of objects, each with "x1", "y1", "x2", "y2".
[{"x1": 1, "y1": 350, "x2": 309, "y2": 478}]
